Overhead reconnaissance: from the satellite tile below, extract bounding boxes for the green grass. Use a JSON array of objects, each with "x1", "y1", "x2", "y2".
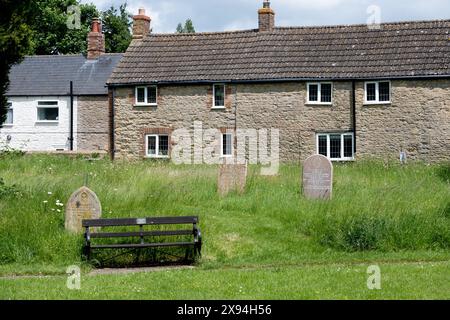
[{"x1": 0, "y1": 153, "x2": 449, "y2": 299}]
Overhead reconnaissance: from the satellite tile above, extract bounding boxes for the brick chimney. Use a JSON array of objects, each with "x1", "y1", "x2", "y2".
[
  {"x1": 87, "y1": 18, "x2": 105, "y2": 60},
  {"x1": 132, "y1": 8, "x2": 151, "y2": 40},
  {"x1": 258, "y1": 0, "x2": 275, "y2": 32}
]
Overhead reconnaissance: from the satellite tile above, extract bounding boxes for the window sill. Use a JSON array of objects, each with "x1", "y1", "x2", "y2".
[
  {"x1": 134, "y1": 104, "x2": 157, "y2": 108},
  {"x1": 211, "y1": 106, "x2": 226, "y2": 110},
  {"x1": 1, "y1": 124, "x2": 13, "y2": 127},
  {"x1": 330, "y1": 158, "x2": 355, "y2": 162},
  {"x1": 145, "y1": 155, "x2": 170, "y2": 159},
  {"x1": 35, "y1": 121, "x2": 59, "y2": 124},
  {"x1": 363, "y1": 101, "x2": 391, "y2": 106},
  {"x1": 306, "y1": 102, "x2": 333, "y2": 106}
]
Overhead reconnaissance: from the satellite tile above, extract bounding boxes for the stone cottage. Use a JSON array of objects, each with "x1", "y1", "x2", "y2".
[
  {"x1": 107, "y1": 1, "x2": 450, "y2": 163},
  {"x1": 0, "y1": 19, "x2": 122, "y2": 152}
]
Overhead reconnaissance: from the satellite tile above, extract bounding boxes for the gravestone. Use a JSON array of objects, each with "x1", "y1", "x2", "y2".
[
  {"x1": 218, "y1": 163, "x2": 248, "y2": 197},
  {"x1": 65, "y1": 186, "x2": 102, "y2": 233},
  {"x1": 302, "y1": 154, "x2": 333, "y2": 200}
]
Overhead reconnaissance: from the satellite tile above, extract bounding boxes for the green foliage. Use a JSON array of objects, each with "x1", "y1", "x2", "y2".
[
  {"x1": 0, "y1": 0, "x2": 36, "y2": 126},
  {"x1": 0, "y1": 178, "x2": 21, "y2": 199},
  {"x1": 176, "y1": 19, "x2": 196, "y2": 33},
  {"x1": 101, "y1": 4, "x2": 132, "y2": 53}
]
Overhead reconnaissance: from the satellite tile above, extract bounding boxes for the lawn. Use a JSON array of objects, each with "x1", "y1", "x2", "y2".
[{"x1": 0, "y1": 153, "x2": 449, "y2": 299}]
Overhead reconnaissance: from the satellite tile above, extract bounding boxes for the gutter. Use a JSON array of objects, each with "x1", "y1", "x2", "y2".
[{"x1": 106, "y1": 74, "x2": 450, "y2": 87}]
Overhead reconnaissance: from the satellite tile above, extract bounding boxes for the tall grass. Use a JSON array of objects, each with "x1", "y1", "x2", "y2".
[{"x1": 0, "y1": 153, "x2": 449, "y2": 268}]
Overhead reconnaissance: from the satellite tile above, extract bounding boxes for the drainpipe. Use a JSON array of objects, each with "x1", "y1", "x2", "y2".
[
  {"x1": 110, "y1": 87, "x2": 115, "y2": 160},
  {"x1": 352, "y1": 80, "x2": 357, "y2": 154},
  {"x1": 69, "y1": 81, "x2": 74, "y2": 151}
]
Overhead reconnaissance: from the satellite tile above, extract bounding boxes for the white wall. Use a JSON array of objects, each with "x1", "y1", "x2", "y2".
[{"x1": 0, "y1": 96, "x2": 78, "y2": 151}]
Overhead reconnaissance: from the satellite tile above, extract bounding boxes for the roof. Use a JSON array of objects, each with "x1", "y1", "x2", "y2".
[
  {"x1": 7, "y1": 53, "x2": 123, "y2": 96},
  {"x1": 108, "y1": 20, "x2": 450, "y2": 85}
]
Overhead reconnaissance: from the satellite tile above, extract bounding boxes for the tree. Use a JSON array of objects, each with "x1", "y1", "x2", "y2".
[
  {"x1": 0, "y1": 0, "x2": 36, "y2": 126},
  {"x1": 176, "y1": 19, "x2": 196, "y2": 33},
  {"x1": 102, "y1": 4, "x2": 132, "y2": 54}
]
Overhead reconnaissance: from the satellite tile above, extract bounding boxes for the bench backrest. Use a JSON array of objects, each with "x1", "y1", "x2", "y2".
[{"x1": 82, "y1": 216, "x2": 199, "y2": 228}]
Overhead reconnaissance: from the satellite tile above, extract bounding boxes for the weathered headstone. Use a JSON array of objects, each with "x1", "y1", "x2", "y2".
[
  {"x1": 218, "y1": 163, "x2": 248, "y2": 197},
  {"x1": 65, "y1": 186, "x2": 102, "y2": 233},
  {"x1": 302, "y1": 154, "x2": 333, "y2": 200}
]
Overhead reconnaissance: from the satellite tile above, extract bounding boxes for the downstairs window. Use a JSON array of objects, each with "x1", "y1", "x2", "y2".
[{"x1": 316, "y1": 133, "x2": 354, "y2": 161}]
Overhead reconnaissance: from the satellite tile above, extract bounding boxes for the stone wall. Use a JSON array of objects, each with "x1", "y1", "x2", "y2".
[
  {"x1": 77, "y1": 95, "x2": 109, "y2": 151},
  {"x1": 113, "y1": 79, "x2": 450, "y2": 163}
]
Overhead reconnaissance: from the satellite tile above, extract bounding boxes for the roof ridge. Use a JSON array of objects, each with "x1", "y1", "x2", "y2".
[{"x1": 275, "y1": 19, "x2": 450, "y2": 30}]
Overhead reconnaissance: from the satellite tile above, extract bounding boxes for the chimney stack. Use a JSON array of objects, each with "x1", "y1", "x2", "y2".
[
  {"x1": 87, "y1": 18, "x2": 105, "y2": 59},
  {"x1": 258, "y1": 0, "x2": 275, "y2": 32},
  {"x1": 132, "y1": 8, "x2": 151, "y2": 40}
]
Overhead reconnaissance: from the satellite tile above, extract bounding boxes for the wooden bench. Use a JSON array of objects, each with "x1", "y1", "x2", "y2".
[{"x1": 82, "y1": 216, "x2": 202, "y2": 262}]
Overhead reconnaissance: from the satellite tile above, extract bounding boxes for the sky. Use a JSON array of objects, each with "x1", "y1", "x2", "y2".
[{"x1": 80, "y1": 0, "x2": 450, "y2": 33}]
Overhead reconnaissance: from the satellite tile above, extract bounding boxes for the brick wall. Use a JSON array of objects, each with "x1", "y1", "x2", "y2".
[{"x1": 77, "y1": 95, "x2": 109, "y2": 151}]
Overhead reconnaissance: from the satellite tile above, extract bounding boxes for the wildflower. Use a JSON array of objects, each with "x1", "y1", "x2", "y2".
[
  {"x1": 48, "y1": 192, "x2": 52, "y2": 195},
  {"x1": 43, "y1": 200, "x2": 48, "y2": 204},
  {"x1": 57, "y1": 209, "x2": 61, "y2": 213}
]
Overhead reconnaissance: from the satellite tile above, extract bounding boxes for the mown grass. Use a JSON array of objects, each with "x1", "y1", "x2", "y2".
[{"x1": 1, "y1": 261, "x2": 448, "y2": 299}]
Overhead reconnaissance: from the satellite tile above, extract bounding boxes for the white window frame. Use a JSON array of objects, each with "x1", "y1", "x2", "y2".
[
  {"x1": 4, "y1": 102, "x2": 13, "y2": 126},
  {"x1": 135, "y1": 86, "x2": 158, "y2": 106},
  {"x1": 212, "y1": 84, "x2": 226, "y2": 109},
  {"x1": 145, "y1": 134, "x2": 169, "y2": 158},
  {"x1": 220, "y1": 132, "x2": 233, "y2": 157},
  {"x1": 307, "y1": 82, "x2": 333, "y2": 105},
  {"x1": 36, "y1": 101, "x2": 59, "y2": 123},
  {"x1": 316, "y1": 132, "x2": 355, "y2": 161},
  {"x1": 364, "y1": 81, "x2": 391, "y2": 104}
]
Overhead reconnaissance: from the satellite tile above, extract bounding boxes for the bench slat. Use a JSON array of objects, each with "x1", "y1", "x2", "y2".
[
  {"x1": 90, "y1": 230, "x2": 193, "y2": 239},
  {"x1": 90, "y1": 242, "x2": 195, "y2": 249},
  {"x1": 82, "y1": 216, "x2": 199, "y2": 227}
]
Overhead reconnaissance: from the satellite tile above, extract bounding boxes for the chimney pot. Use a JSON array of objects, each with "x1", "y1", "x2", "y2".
[
  {"x1": 258, "y1": 0, "x2": 275, "y2": 32},
  {"x1": 87, "y1": 18, "x2": 105, "y2": 59},
  {"x1": 133, "y1": 8, "x2": 151, "y2": 40}
]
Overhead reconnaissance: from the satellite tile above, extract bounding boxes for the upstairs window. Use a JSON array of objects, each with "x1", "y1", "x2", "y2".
[
  {"x1": 145, "y1": 134, "x2": 169, "y2": 158},
  {"x1": 221, "y1": 133, "x2": 233, "y2": 157},
  {"x1": 5, "y1": 102, "x2": 13, "y2": 125},
  {"x1": 213, "y1": 84, "x2": 225, "y2": 108},
  {"x1": 307, "y1": 83, "x2": 332, "y2": 104},
  {"x1": 365, "y1": 81, "x2": 391, "y2": 104},
  {"x1": 316, "y1": 133, "x2": 354, "y2": 161},
  {"x1": 37, "y1": 101, "x2": 59, "y2": 122},
  {"x1": 136, "y1": 86, "x2": 157, "y2": 106}
]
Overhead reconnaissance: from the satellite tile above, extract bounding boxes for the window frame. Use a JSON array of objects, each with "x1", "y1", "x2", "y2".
[
  {"x1": 4, "y1": 102, "x2": 13, "y2": 126},
  {"x1": 306, "y1": 82, "x2": 333, "y2": 105},
  {"x1": 316, "y1": 132, "x2": 355, "y2": 161},
  {"x1": 364, "y1": 81, "x2": 391, "y2": 104},
  {"x1": 220, "y1": 132, "x2": 233, "y2": 158},
  {"x1": 36, "y1": 101, "x2": 59, "y2": 123},
  {"x1": 145, "y1": 134, "x2": 170, "y2": 158},
  {"x1": 212, "y1": 84, "x2": 226, "y2": 109},
  {"x1": 135, "y1": 86, "x2": 158, "y2": 106}
]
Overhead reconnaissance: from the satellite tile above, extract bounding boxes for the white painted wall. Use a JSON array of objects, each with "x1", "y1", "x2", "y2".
[{"x1": 0, "y1": 96, "x2": 78, "y2": 151}]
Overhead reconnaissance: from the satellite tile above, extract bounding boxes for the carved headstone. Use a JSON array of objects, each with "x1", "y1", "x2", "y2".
[
  {"x1": 218, "y1": 163, "x2": 248, "y2": 197},
  {"x1": 302, "y1": 155, "x2": 333, "y2": 200},
  {"x1": 65, "y1": 186, "x2": 102, "y2": 233}
]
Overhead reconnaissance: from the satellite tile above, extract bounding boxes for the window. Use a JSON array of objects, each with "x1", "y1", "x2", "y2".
[
  {"x1": 213, "y1": 84, "x2": 225, "y2": 108},
  {"x1": 145, "y1": 134, "x2": 169, "y2": 158},
  {"x1": 316, "y1": 133, "x2": 354, "y2": 161},
  {"x1": 37, "y1": 101, "x2": 59, "y2": 122},
  {"x1": 307, "y1": 83, "x2": 333, "y2": 104},
  {"x1": 221, "y1": 133, "x2": 233, "y2": 157},
  {"x1": 365, "y1": 81, "x2": 391, "y2": 104},
  {"x1": 5, "y1": 102, "x2": 13, "y2": 125},
  {"x1": 135, "y1": 86, "x2": 157, "y2": 105}
]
